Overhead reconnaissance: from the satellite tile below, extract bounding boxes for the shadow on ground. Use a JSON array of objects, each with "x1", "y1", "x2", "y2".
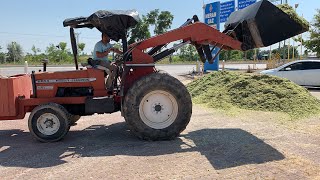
[{"x1": 0, "y1": 122, "x2": 284, "y2": 170}]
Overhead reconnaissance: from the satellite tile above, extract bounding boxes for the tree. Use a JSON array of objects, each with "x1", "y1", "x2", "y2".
[
  {"x1": 178, "y1": 45, "x2": 198, "y2": 61},
  {"x1": 58, "y1": 42, "x2": 67, "y2": 52},
  {"x1": 128, "y1": 15, "x2": 151, "y2": 44},
  {"x1": 128, "y1": 9, "x2": 174, "y2": 44},
  {"x1": 7, "y1": 42, "x2": 23, "y2": 63},
  {"x1": 272, "y1": 45, "x2": 299, "y2": 59},
  {"x1": 146, "y1": 9, "x2": 174, "y2": 35},
  {"x1": 230, "y1": 50, "x2": 244, "y2": 60},
  {"x1": 31, "y1": 45, "x2": 41, "y2": 56},
  {"x1": 46, "y1": 44, "x2": 60, "y2": 62},
  {"x1": 146, "y1": 9, "x2": 159, "y2": 24},
  {"x1": 46, "y1": 43, "x2": 72, "y2": 62},
  {"x1": 220, "y1": 50, "x2": 244, "y2": 61},
  {"x1": 0, "y1": 46, "x2": 5, "y2": 63},
  {"x1": 78, "y1": 43, "x2": 86, "y2": 55},
  {"x1": 305, "y1": 9, "x2": 320, "y2": 57},
  {"x1": 246, "y1": 49, "x2": 261, "y2": 60}
]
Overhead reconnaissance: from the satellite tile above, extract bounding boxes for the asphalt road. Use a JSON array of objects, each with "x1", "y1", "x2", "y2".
[
  {"x1": 0, "y1": 63, "x2": 267, "y2": 77},
  {"x1": 0, "y1": 65, "x2": 195, "y2": 77}
]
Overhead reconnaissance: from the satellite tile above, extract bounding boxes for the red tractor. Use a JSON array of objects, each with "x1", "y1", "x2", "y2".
[{"x1": 0, "y1": 0, "x2": 307, "y2": 142}]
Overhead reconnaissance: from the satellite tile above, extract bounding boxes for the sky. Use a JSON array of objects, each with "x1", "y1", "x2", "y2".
[{"x1": 0, "y1": 0, "x2": 318, "y2": 55}]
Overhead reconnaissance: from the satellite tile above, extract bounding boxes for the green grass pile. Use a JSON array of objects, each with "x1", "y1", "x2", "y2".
[
  {"x1": 187, "y1": 71, "x2": 320, "y2": 118},
  {"x1": 277, "y1": 4, "x2": 309, "y2": 30}
]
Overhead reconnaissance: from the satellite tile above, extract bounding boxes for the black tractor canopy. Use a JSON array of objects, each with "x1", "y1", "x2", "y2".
[{"x1": 63, "y1": 10, "x2": 140, "y2": 41}]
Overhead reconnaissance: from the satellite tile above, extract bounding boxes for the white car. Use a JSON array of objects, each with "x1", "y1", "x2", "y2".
[{"x1": 260, "y1": 60, "x2": 320, "y2": 86}]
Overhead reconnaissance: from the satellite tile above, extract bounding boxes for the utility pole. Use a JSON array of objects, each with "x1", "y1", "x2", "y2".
[
  {"x1": 75, "y1": 32, "x2": 81, "y2": 44},
  {"x1": 288, "y1": 38, "x2": 290, "y2": 61},
  {"x1": 282, "y1": 0, "x2": 289, "y2": 60},
  {"x1": 300, "y1": 35, "x2": 303, "y2": 60},
  {"x1": 13, "y1": 42, "x2": 16, "y2": 64},
  {"x1": 293, "y1": 3, "x2": 299, "y2": 60},
  {"x1": 278, "y1": 0, "x2": 283, "y2": 56}
]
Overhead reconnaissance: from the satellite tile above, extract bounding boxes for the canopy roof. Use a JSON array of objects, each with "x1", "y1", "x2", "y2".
[{"x1": 63, "y1": 10, "x2": 140, "y2": 41}]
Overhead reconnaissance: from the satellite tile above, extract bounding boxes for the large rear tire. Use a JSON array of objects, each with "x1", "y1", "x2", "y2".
[
  {"x1": 123, "y1": 73, "x2": 192, "y2": 140},
  {"x1": 28, "y1": 103, "x2": 71, "y2": 142}
]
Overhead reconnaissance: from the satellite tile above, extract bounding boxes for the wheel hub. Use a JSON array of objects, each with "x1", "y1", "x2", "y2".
[
  {"x1": 154, "y1": 104, "x2": 163, "y2": 113},
  {"x1": 139, "y1": 90, "x2": 178, "y2": 129},
  {"x1": 44, "y1": 119, "x2": 55, "y2": 128},
  {"x1": 36, "y1": 113, "x2": 60, "y2": 136}
]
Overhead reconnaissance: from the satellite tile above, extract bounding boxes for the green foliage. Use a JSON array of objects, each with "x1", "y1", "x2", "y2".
[
  {"x1": 6, "y1": 42, "x2": 23, "y2": 63},
  {"x1": 31, "y1": 45, "x2": 41, "y2": 55},
  {"x1": 58, "y1": 42, "x2": 67, "y2": 51},
  {"x1": 305, "y1": 9, "x2": 320, "y2": 57},
  {"x1": 128, "y1": 15, "x2": 151, "y2": 44},
  {"x1": 24, "y1": 53, "x2": 47, "y2": 64},
  {"x1": 0, "y1": 53, "x2": 5, "y2": 63},
  {"x1": 146, "y1": 9, "x2": 174, "y2": 35},
  {"x1": 220, "y1": 50, "x2": 244, "y2": 61},
  {"x1": 45, "y1": 43, "x2": 72, "y2": 63},
  {"x1": 128, "y1": 9, "x2": 174, "y2": 44},
  {"x1": 78, "y1": 43, "x2": 86, "y2": 55},
  {"x1": 187, "y1": 71, "x2": 320, "y2": 119},
  {"x1": 277, "y1": 4, "x2": 309, "y2": 29},
  {"x1": 230, "y1": 50, "x2": 244, "y2": 60},
  {"x1": 155, "y1": 11, "x2": 174, "y2": 35},
  {"x1": 246, "y1": 49, "x2": 260, "y2": 60},
  {"x1": 146, "y1": 9, "x2": 159, "y2": 24},
  {"x1": 178, "y1": 44, "x2": 198, "y2": 61},
  {"x1": 113, "y1": 42, "x2": 122, "y2": 50},
  {"x1": 0, "y1": 46, "x2": 4, "y2": 63},
  {"x1": 272, "y1": 45, "x2": 299, "y2": 59}
]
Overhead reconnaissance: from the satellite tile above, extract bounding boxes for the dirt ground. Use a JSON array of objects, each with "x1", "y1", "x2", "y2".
[
  {"x1": 1, "y1": 78, "x2": 320, "y2": 179},
  {"x1": 310, "y1": 89, "x2": 320, "y2": 100}
]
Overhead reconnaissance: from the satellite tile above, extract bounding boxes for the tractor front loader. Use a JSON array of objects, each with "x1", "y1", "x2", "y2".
[{"x1": 0, "y1": 0, "x2": 307, "y2": 142}]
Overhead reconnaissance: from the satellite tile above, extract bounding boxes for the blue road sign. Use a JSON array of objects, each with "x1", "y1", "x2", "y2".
[
  {"x1": 220, "y1": 0, "x2": 235, "y2": 23},
  {"x1": 204, "y1": 2, "x2": 221, "y2": 29},
  {"x1": 204, "y1": 2, "x2": 220, "y2": 72},
  {"x1": 238, "y1": 0, "x2": 256, "y2": 10}
]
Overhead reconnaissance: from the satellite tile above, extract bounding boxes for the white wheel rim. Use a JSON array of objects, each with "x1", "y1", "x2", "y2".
[
  {"x1": 36, "y1": 113, "x2": 60, "y2": 136},
  {"x1": 139, "y1": 90, "x2": 178, "y2": 129}
]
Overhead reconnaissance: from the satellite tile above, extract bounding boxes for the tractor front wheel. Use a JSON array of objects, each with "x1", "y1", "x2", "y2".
[
  {"x1": 28, "y1": 103, "x2": 71, "y2": 142},
  {"x1": 123, "y1": 73, "x2": 192, "y2": 140}
]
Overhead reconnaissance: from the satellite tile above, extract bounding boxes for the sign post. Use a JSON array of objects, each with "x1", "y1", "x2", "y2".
[
  {"x1": 203, "y1": 0, "x2": 256, "y2": 72},
  {"x1": 204, "y1": 2, "x2": 221, "y2": 72}
]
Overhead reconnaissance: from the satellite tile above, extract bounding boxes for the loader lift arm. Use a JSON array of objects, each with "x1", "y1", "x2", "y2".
[{"x1": 126, "y1": 15, "x2": 242, "y2": 65}]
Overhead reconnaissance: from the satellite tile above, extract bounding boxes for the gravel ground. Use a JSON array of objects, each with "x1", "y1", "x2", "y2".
[
  {"x1": 310, "y1": 89, "x2": 320, "y2": 100},
  {"x1": 0, "y1": 77, "x2": 320, "y2": 179},
  {"x1": 1, "y1": 105, "x2": 320, "y2": 179}
]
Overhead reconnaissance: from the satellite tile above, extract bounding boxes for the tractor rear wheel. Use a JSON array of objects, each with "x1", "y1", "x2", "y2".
[
  {"x1": 28, "y1": 103, "x2": 71, "y2": 142},
  {"x1": 123, "y1": 73, "x2": 192, "y2": 140}
]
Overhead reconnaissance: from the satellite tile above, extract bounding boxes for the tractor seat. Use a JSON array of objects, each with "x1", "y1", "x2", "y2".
[
  {"x1": 83, "y1": 58, "x2": 112, "y2": 75},
  {"x1": 82, "y1": 58, "x2": 113, "y2": 91}
]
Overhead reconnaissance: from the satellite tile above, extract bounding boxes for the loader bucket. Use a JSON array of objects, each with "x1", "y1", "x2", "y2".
[{"x1": 224, "y1": 0, "x2": 309, "y2": 51}]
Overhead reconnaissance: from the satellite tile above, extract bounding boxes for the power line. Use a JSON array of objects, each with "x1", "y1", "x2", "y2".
[{"x1": 0, "y1": 31, "x2": 97, "y2": 39}]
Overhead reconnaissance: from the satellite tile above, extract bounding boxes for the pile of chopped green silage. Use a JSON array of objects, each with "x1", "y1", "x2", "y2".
[
  {"x1": 187, "y1": 71, "x2": 320, "y2": 118},
  {"x1": 277, "y1": 4, "x2": 309, "y2": 29}
]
